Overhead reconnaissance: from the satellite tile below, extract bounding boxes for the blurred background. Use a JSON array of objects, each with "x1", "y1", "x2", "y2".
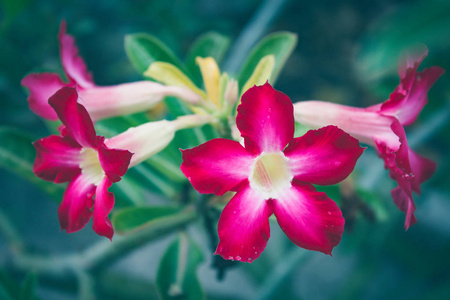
[{"x1": 1, "y1": 0, "x2": 449, "y2": 299}]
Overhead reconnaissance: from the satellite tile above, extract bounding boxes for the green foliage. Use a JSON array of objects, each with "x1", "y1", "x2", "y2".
[
  {"x1": 240, "y1": 54, "x2": 275, "y2": 96},
  {"x1": 0, "y1": 127, "x2": 64, "y2": 201},
  {"x1": 19, "y1": 273, "x2": 37, "y2": 300},
  {"x1": 156, "y1": 234, "x2": 204, "y2": 300},
  {"x1": 237, "y1": 32, "x2": 297, "y2": 89},
  {"x1": 0, "y1": 270, "x2": 39, "y2": 300},
  {"x1": 185, "y1": 32, "x2": 231, "y2": 86},
  {"x1": 112, "y1": 206, "x2": 192, "y2": 235},
  {"x1": 144, "y1": 62, "x2": 206, "y2": 98},
  {"x1": 125, "y1": 33, "x2": 185, "y2": 74}
]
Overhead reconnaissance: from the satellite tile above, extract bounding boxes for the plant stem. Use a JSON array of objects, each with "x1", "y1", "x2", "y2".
[
  {"x1": 80, "y1": 208, "x2": 197, "y2": 272},
  {"x1": 9, "y1": 208, "x2": 198, "y2": 286}
]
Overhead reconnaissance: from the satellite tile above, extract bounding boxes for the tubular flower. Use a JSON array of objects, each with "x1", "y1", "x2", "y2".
[
  {"x1": 293, "y1": 45, "x2": 444, "y2": 229},
  {"x1": 181, "y1": 83, "x2": 364, "y2": 262},
  {"x1": 34, "y1": 87, "x2": 210, "y2": 239},
  {"x1": 21, "y1": 21, "x2": 201, "y2": 122}
]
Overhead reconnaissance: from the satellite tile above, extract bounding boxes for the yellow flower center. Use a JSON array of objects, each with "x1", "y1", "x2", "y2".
[
  {"x1": 79, "y1": 148, "x2": 104, "y2": 186},
  {"x1": 249, "y1": 152, "x2": 293, "y2": 198}
]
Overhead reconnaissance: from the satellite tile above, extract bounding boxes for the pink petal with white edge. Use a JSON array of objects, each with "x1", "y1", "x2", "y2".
[
  {"x1": 49, "y1": 87, "x2": 97, "y2": 148},
  {"x1": 33, "y1": 135, "x2": 82, "y2": 183},
  {"x1": 21, "y1": 73, "x2": 67, "y2": 120},
  {"x1": 97, "y1": 142, "x2": 133, "y2": 183},
  {"x1": 215, "y1": 185, "x2": 273, "y2": 262},
  {"x1": 58, "y1": 20, "x2": 95, "y2": 88},
  {"x1": 79, "y1": 81, "x2": 201, "y2": 122},
  {"x1": 237, "y1": 82, "x2": 294, "y2": 155},
  {"x1": 408, "y1": 149, "x2": 436, "y2": 194},
  {"x1": 379, "y1": 66, "x2": 444, "y2": 126},
  {"x1": 92, "y1": 177, "x2": 115, "y2": 240},
  {"x1": 58, "y1": 174, "x2": 95, "y2": 233},
  {"x1": 272, "y1": 181, "x2": 344, "y2": 255},
  {"x1": 284, "y1": 125, "x2": 364, "y2": 185},
  {"x1": 181, "y1": 138, "x2": 254, "y2": 196},
  {"x1": 294, "y1": 101, "x2": 400, "y2": 150},
  {"x1": 391, "y1": 186, "x2": 417, "y2": 230}
]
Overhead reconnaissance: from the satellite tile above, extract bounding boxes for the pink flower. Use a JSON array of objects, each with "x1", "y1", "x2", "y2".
[
  {"x1": 34, "y1": 86, "x2": 211, "y2": 239},
  {"x1": 22, "y1": 21, "x2": 201, "y2": 122},
  {"x1": 181, "y1": 83, "x2": 364, "y2": 262},
  {"x1": 33, "y1": 87, "x2": 132, "y2": 239},
  {"x1": 294, "y1": 45, "x2": 444, "y2": 229}
]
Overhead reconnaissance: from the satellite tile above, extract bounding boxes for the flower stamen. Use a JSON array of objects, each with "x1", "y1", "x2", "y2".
[
  {"x1": 250, "y1": 152, "x2": 293, "y2": 198},
  {"x1": 79, "y1": 148, "x2": 104, "y2": 186}
]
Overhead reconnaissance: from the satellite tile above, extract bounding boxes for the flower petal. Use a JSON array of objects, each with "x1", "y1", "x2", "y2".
[
  {"x1": 58, "y1": 20, "x2": 95, "y2": 88},
  {"x1": 284, "y1": 126, "x2": 364, "y2": 185},
  {"x1": 215, "y1": 185, "x2": 273, "y2": 263},
  {"x1": 48, "y1": 86, "x2": 97, "y2": 148},
  {"x1": 294, "y1": 101, "x2": 400, "y2": 150},
  {"x1": 92, "y1": 177, "x2": 115, "y2": 240},
  {"x1": 21, "y1": 73, "x2": 67, "y2": 120},
  {"x1": 391, "y1": 186, "x2": 417, "y2": 229},
  {"x1": 237, "y1": 82, "x2": 294, "y2": 155},
  {"x1": 97, "y1": 141, "x2": 132, "y2": 183},
  {"x1": 381, "y1": 66, "x2": 444, "y2": 126},
  {"x1": 105, "y1": 120, "x2": 175, "y2": 168},
  {"x1": 58, "y1": 174, "x2": 95, "y2": 233},
  {"x1": 272, "y1": 181, "x2": 344, "y2": 255},
  {"x1": 33, "y1": 135, "x2": 81, "y2": 183},
  {"x1": 375, "y1": 120, "x2": 416, "y2": 230},
  {"x1": 408, "y1": 149, "x2": 436, "y2": 194},
  {"x1": 79, "y1": 81, "x2": 201, "y2": 122},
  {"x1": 181, "y1": 138, "x2": 253, "y2": 196}
]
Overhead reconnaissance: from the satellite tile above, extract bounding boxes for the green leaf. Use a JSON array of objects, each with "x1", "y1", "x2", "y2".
[
  {"x1": 237, "y1": 32, "x2": 297, "y2": 89},
  {"x1": 156, "y1": 234, "x2": 204, "y2": 300},
  {"x1": 185, "y1": 32, "x2": 231, "y2": 85},
  {"x1": 240, "y1": 54, "x2": 275, "y2": 95},
  {"x1": 19, "y1": 272, "x2": 37, "y2": 300},
  {"x1": 112, "y1": 206, "x2": 188, "y2": 234},
  {"x1": 164, "y1": 96, "x2": 210, "y2": 149},
  {"x1": 125, "y1": 165, "x2": 179, "y2": 199},
  {"x1": 125, "y1": 33, "x2": 185, "y2": 74},
  {"x1": 110, "y1": 176, "x2": 146, "y2": 207},
  {"x1": 0, "y1": 127, "x2": 64, "y2": 201},
  {"x1": 144, "y1": 62, "x2": 206, "y2": 99}
]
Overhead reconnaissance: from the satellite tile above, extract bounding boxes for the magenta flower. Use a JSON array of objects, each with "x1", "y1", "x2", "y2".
[
  {"x1": 33, "y1": 86, "x2": 132, "y2": 239},
  {"x1": 22, "y1": 21, "x2": 200, "y2": 122},
  {"x1": 181, "y1": 83, "x2": 364, "y2": 262},
  {"x1": 294, "y1": 45, "x2": 444, "y2": 229}
]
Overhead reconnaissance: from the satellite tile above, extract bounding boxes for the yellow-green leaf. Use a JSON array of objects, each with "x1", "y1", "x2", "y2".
[
  {"x1": 241, "y1": 54, "x2": 275, "y2": 96},
  {"x1": 144, "y1": 62, "x2": 206, "y2": 99}
]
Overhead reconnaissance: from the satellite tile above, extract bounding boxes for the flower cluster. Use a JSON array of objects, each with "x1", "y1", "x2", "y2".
[
  {"x1": 294, "y1": 45, "x2": 444, "y2": 229},
  {"x1": 181, "y1": 83, "x2": 364, "y2": 261},
  {"x1": 23, "y1": 20, "x2": 442, "y2": 263},
  {"x1": 22, "y1": 21, "x2": 201, "y2": 122},
  {"x1": 25, "y1": 22, "x2": 211, "y2": 239}
]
